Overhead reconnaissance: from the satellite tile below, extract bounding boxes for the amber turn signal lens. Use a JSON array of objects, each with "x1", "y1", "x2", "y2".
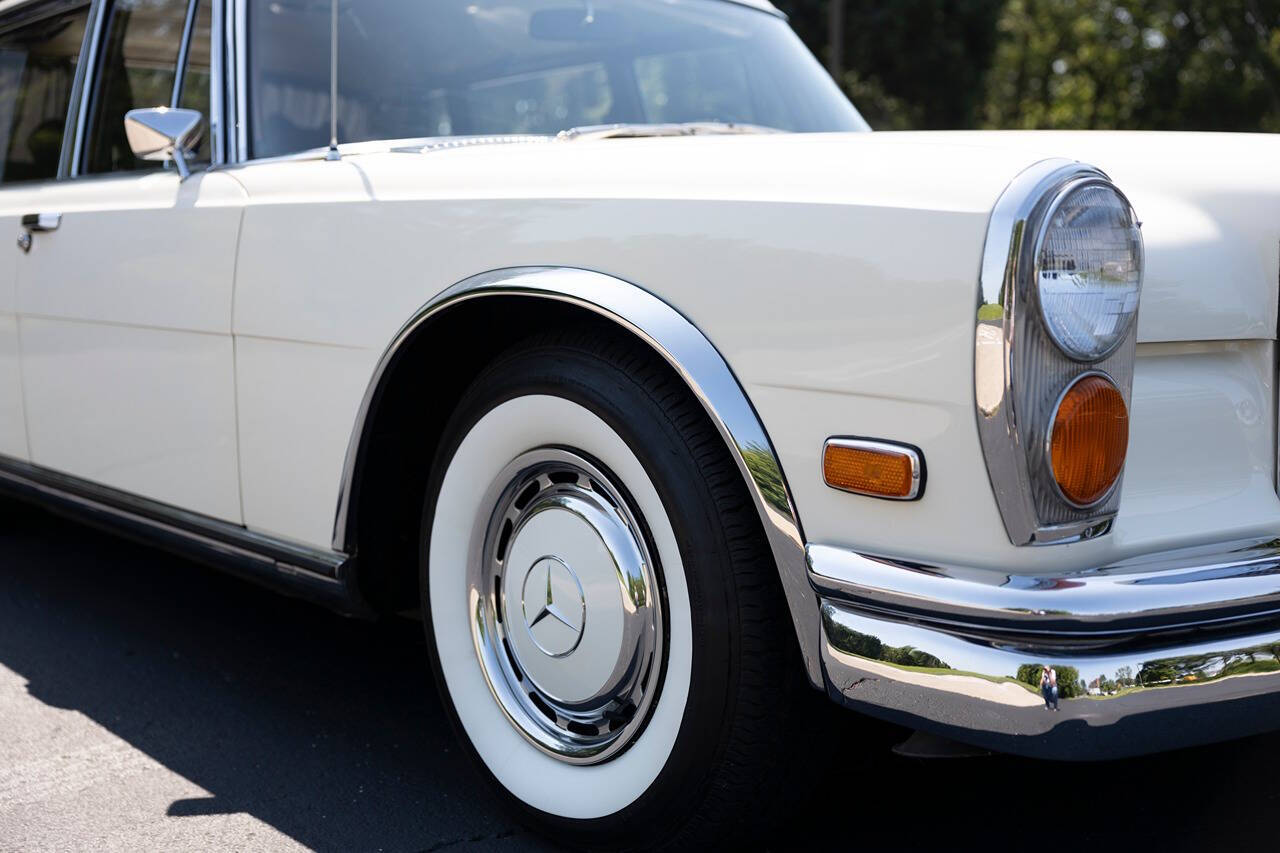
[
  {"x1": 1049, "y1": 374, "x2": 1129, "y2": 506},
  {"x1": 823, "y1": 440, "x2": 920, "y2": 500}
]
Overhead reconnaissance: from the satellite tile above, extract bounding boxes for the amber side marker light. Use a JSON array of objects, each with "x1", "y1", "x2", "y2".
[
  {"x1": 822, "y1": 438, "x2": 923, "y2": 501},
  {"x1": 1049, "y1": 374, "x2": 1129, "y2": 507}
]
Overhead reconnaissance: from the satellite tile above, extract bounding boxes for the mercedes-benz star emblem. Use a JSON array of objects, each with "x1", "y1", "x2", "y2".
[{"x1": 521, "y1": 556, "x2": 586, "y2": 657}]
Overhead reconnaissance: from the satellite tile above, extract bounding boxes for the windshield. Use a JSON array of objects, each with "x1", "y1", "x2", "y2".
[{"x1": 246, "y1": 0, "x2": 868, "y2": 159}]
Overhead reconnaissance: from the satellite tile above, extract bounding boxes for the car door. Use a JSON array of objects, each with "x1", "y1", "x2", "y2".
[
  {"x1": 0, "y1": 1, "x2": 92, "y2": 462},
  {"x1": 14, "y1": 0, "x2": 245, "y2": 521}
]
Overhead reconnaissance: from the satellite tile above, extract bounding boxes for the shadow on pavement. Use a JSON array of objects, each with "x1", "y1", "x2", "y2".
[
  {"x1": 1, "y1": 497, "x2": 1277, "y2": 851},
  {"x1": 0, "y1": 499, "x2": 548, "y2": 852}
]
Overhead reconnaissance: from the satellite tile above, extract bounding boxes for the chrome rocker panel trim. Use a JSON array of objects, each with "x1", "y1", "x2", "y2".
[
  {"x1": 334, "y1": 266, "x2": 819, "y2": 683},
  {"x1": 0, "y1": 455, "x2": 368, "y2": 616},
  {"x1": 811, "y1": 541, "x2": 1280, "y2": 758}
]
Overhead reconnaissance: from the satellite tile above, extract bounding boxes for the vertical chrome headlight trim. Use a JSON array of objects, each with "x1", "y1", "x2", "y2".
[{"x1": 975, "y1": 159, "x2": 1144, "y2": 546}]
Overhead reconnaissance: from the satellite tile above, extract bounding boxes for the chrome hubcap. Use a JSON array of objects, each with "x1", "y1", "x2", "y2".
[{"x1": 469, "y1": 448, "x2": 665, "y2": 764}]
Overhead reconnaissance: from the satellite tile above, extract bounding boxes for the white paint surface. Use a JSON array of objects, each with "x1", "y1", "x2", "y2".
[
  {"x1": 1, "y1": 170, "x2": 246, "y2": 521},
  {"x1": 229, "y1": 131, "x2": 1280, "y2": 572}
]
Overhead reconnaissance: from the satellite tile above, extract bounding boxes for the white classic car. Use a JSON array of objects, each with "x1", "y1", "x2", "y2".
[{"x1": 1, "y1": 0, "x2": 1279, "y2": 845}]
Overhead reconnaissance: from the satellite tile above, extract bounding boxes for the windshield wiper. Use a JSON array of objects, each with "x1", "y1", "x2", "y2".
[
  {"x1": 386, "y1": 122, "x2": 781, "y2": 157},
  {"x1": 557, "y1": 122, "x2": 782, "y2": 140}
]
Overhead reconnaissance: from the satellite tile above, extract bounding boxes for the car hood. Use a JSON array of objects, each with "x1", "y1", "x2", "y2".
[
  {"x1": 887, "y1": 130, "x2": 1280, "y2": 344},
  {"x1": 354, "y1": 128, "x2": 1278, "y2": 344}
]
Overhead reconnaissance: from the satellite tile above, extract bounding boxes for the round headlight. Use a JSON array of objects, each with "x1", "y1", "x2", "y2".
[{"x1": 1035, "y1": 181, "x2": 1143, "y2": 361}]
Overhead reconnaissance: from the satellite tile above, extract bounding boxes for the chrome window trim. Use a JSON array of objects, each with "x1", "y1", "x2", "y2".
[
  {"x1": 0, "y1": 0, "x2": 52, "y2": 16},
  {"x1": 822, "y1": 437, "x2": 924, "y2": 501},
  {"x1": 0, "y1": 0, "x2": 90, "y2": 37},
  {"x1": 333, "y1": 266, "x2": 823, "y2": 685},
  {"x1": 66, "y1": 0, "x2": 105, "y2": 177},
  {"x1": 720, "y1": 0, "x2": 786, "y2": 18},
  {"x1": 975, "y1": 157, "x2": 1142, "y2": 546},
  {"x1": 169, "y1": 0, "x2": 199, "y2": 107},
  {"x1": 68, "y1": 0, "x2": 219, "y2": 176},
  {"x1": 231, "y1": 0, "x2": 244, "y2": 160},
  {"x1": 210, "y1": 0, "x2": 223, "y2": 163}
]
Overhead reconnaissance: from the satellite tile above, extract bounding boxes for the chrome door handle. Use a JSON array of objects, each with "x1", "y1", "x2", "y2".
[
  {"x1": 17, "y1": 212, "x2": 60, "y2": 253},
  {"x1": 22, "y1": 212, "x2": 61, "y2": 231}
]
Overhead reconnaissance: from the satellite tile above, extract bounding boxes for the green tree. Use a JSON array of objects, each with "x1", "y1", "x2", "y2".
[
  {"x1": 822, "y1": 619, "x2": 952, "y2": 670},
  {"x1": 1016, "y1": 663, "x2": 1044, "y2": 687},
  {"x1": 740, "y1": 442, "x2": 789, "y2": 515},
  {"x1": 778, "y1": 1, "x2": 1280, "y2": 132},
  {"x1": 1059, "y1": 666, "x2": 1081, "y2": 698},
  {"x1": 982, "y1": 0, "x2": 1280, "y2": 131},
  {"x1": 1016, "y1": 663, "x2": 1081, "y2": 698},
  {"x1": 1138, "y1": 660, "x2": 1179, "y2": 685},
  {"x1": 777, "y1": 0, "x2": 1005, "y2": 128}
]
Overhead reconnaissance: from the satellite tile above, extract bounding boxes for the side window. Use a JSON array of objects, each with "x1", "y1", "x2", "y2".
[
  {"x1": 0, "y1": 6, "x2": 89, "y2": 184},
  {"x1": 83, "y1": 0, "x2": 209, "y2": 175}
]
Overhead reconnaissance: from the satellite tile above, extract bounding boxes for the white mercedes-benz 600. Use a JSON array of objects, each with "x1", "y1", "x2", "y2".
[{"x1": 1, "y1": 0, "x2": 1278, "y2": 845}]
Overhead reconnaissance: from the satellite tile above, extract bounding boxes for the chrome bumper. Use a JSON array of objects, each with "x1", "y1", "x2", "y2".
[{"x1": 809, "y1": 540, "x2": 1280, "y2": 759}]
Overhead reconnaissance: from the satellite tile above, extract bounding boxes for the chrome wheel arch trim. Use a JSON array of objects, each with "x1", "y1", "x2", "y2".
[{"x1": 334, "y1": 265, "x2": 821, "y2": 685}]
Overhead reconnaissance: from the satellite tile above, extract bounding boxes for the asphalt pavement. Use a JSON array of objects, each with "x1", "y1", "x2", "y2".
[{"x1": 1, "y1": 497, "x2": 1278, "y2": 852}]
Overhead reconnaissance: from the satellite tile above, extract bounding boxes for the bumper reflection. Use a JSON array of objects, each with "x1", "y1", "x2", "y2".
[{"x1": 822, "y1": 601, "x2": 1280, "y2": 758}]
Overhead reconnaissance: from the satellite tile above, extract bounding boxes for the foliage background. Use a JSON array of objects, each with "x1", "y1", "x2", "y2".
[
  {"x1": 775, "y1": 0, "x2": 1280, "y2": 132},
  {"x1": 1015, "y1": 663, "x2": 1082, "y2": 698}
]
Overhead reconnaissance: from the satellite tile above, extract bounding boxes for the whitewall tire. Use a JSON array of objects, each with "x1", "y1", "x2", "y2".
[
  {"x1": 429, "y1": 393, "x2": 690, "y2": 817},
  {"x1": 421, "y1": 329, "x2": 799, "y2": 848}
]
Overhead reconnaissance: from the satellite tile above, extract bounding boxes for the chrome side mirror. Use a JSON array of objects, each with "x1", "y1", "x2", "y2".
[{"x1": 124, "y1": 107, "x2": 203, "y2": 179}]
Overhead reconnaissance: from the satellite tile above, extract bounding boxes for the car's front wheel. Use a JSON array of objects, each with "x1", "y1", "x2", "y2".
[{"x1": 421, "y1": 328, "x2": 800, "y2": 849}]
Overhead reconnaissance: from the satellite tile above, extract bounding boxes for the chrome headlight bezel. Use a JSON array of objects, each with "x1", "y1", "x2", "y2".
[{"x1": 974, "y1": 159, "x2": 1145, "y2": 546}]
